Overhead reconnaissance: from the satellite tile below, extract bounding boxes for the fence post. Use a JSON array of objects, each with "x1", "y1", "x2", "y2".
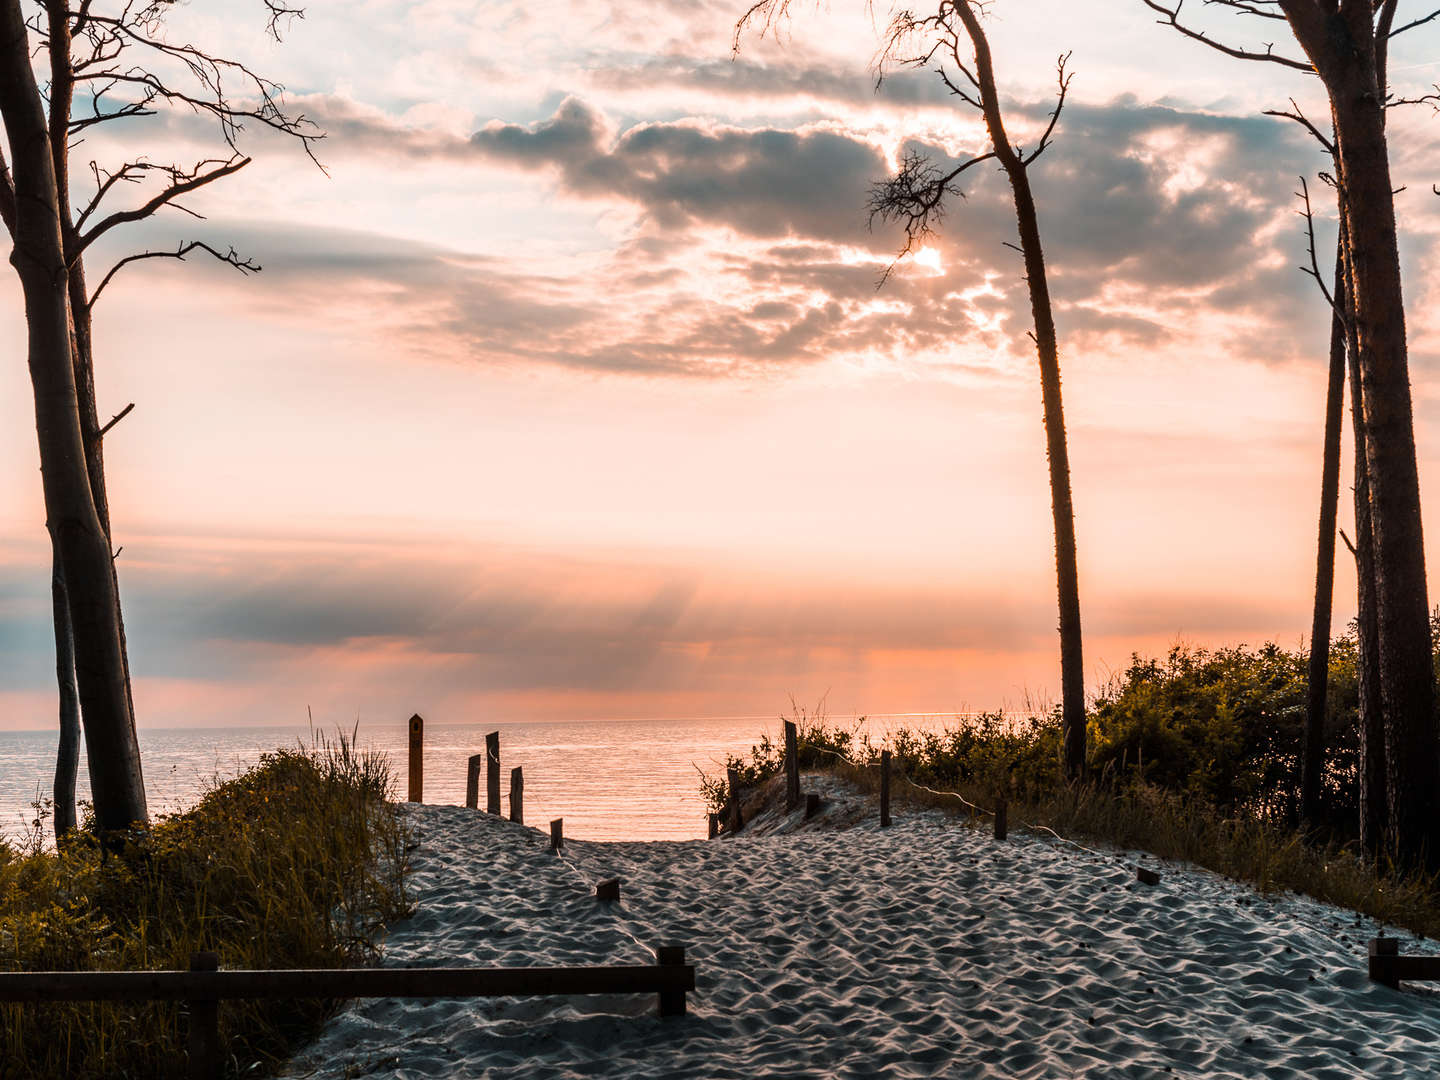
[
  {"x1": 707, "y1": 812, "x2": 718, "y2": 839},
  {"x1": 1370, "y1": 936, "x2": 1400, "y2": 989},
  {"x1": 465, "y1": 754, "x2": 482, "y2": 810},
  {"x1": 486, "y1": 731, "x2": 501, "y2": 814},
  {"x1": 550, "y1": 818, "x2": 564, "y2": 853},
  {"x1": 880, "y1": 749, "x2": 892, "y2": 828},
  {"x1": 186, "y1": 952, "x2": 220, "y2": 1080},
  {"x1": 785, "y1": 720, "x2": 799, "y2": 809},
  {"x1": 656, "y1": 945, "x2": 687, "y2": 1018},
  {"x1": 510, "y1": 767, "x2": 524, "y2": 824},
  {"x1": 994, "y1": 797, "x2": 1008, "y2": 842},
  {"x1": 407, "y1": 714, "x2": 424, "y2": 803},
  {"x1": 726, "y1": 767, "x2": 743, "y2": 834}
]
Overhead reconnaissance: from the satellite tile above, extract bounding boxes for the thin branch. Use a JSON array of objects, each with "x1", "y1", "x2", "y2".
[
  {"x1": 1023, "y1": 52, "x2": 1074, "y2": 166},
  {"x1": 1296, "y1": 175, "x2": 1341, "y2": 316},
  {"x1": 1263, "y1": 98, "x2": 1335, "y2": 154},
  {"x1": 97, "y1": 402, "x2": 134, "y2": 439},
  {"x1": 1388, "y1": 7, "x2": 1440, "y2": 37},
  {"x1": 77, "y1": 156, "x2": 251, "y2": 254},
  {"x1": 868, "y1": 148, "x2": 997, "y2": 284},
  {"x1": 89, "y1": 240, "x2": 260, "y2": 307},
  {"x1": 1139, "y1": 0, "x2": 1311, "y2": 70}
]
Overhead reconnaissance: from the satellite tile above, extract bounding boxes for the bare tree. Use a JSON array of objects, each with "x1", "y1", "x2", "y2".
[
  {"x1": 1144, "y1": 0, "x2": 1440, "y2": 864},
  {"x1": 738, "y1": 0, "x2": 1088, "y2": 777},
  {"x1": 0, "y1": 0, "x2": 320, "y2": 836}
]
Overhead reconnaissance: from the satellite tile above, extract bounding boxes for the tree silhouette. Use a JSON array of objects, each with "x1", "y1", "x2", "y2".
[{"x1": 0, "y1": 0, "x2": 320, "y2": 837}]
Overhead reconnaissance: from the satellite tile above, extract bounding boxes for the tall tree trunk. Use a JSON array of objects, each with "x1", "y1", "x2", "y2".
[
  {"x1": 1330, "y1": 68, "x2": 1440, "y2": 866},
  {"x1": 51, "y1": 553, "x2": 80, "y2": 837},
  {"x1": 1300, "y1": 249, "x2": 1347, "y2": 827},
  {"x1": 955, "y1": 3, "x2": 1085, "y2": 777},
  {"x1": 0, "y1": 0, "x2": 148, "y2": 833}
]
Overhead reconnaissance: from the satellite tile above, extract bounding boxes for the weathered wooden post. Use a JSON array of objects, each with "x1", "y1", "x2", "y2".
[
  {"x1": 407, "y1": 714, "x2": 423, "y2": 803},
  {"x1": 880, "y1": 750, "x2": 892, "y2": 828},
  {"x1": 656, "y1": 945, "x2": 687, "y2": 1018},
  {"x1": 785, "y1": 719, "x2": 800, "y2": 809},
  {"x1": 595, "y1": 878, "x2": 621, "y2": 902},
  {"x1": 707, "y1": 812, "x2": 718, "y2": 839},
  {"x1": 186, "y1": 951, "x2": 220, "y2": 1080},
  {"x1": 993, "y1": 797, "x2": 1008, "y2": 841},
  {"x1": 805, "y1": 792, "x2": 821, "y2": 819},
  {"x1": 509, "y1": 766, "x2": 524, "y2": 824},
  {"x1": 1370, "y1": 936, "x2": 1400, "y2": 989},
  {"x1": 483, "y1": 731, "x2": 500, "y2": 814},
  {"x1": 465, "y1": 754, "x2": 482, "y2": 809},
  {"x1": 726, "y1": 767, "x2": 743, "y2": 834},
  {"x1": 550, "y1": 818, "x2": 564, "y2": 853}
]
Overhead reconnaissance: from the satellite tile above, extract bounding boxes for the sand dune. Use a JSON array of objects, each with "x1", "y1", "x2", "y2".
[{"x1": 286, "y1": 782, "x2": 1440, "y2": 1078}]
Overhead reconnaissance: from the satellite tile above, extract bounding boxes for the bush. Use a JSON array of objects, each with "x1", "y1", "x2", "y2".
[{"x1": 0, "y1": 731, "x2": 412, "y2": 1079}]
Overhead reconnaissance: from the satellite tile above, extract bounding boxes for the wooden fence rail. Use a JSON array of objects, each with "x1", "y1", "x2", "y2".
[{"x1": 0, "y1": 949, "x2": 695, "y2": 1079}]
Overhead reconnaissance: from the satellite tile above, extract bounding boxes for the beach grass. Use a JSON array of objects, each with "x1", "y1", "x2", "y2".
[{"x1": 0, "y1": 730, "x2": 413, "y2": 1079}]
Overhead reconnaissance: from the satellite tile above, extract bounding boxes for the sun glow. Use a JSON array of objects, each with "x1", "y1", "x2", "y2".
[{"x1": 911, "y1": 246, "x2": 944, "y2": 274}]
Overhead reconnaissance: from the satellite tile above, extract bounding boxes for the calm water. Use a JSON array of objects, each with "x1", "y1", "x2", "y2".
[{"x1": 0, "y1": 714, "x2": 964, "y2": 844}]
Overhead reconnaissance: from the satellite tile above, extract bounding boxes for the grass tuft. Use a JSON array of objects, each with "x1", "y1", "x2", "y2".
[{"x1": 0, "y1": 729, "x2": 413, "y2": 1079}]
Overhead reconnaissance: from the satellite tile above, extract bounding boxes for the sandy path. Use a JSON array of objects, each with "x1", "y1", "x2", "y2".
[{"x1": 286, "y1": 799, "x2": 1440, "y2": 1079}]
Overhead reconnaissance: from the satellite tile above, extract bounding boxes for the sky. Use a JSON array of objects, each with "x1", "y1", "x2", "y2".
[{"x1": 3, "y1": 0, "x2": 1440, "y2": 731}]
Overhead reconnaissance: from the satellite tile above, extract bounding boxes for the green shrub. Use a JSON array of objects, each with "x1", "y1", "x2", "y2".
[{"x1": 0, "y1": 731, "x2": 412, "y2": 1079}]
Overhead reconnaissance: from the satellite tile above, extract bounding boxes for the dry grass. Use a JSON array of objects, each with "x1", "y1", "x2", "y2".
[{"x1": 0, "y1": 730, "x2": 413, "y2": 1079}]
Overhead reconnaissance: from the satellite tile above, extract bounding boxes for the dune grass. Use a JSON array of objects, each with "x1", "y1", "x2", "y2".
[{"x1": 0, "y1": 730, "x2": 413, "y2": 1079}]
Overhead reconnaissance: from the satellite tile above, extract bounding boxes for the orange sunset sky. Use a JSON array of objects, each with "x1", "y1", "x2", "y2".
[{"x1": 4, "y1": 0, "x2": 1440, "y2": 730}]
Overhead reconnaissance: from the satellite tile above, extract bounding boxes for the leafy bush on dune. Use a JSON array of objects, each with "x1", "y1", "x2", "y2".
[{"x1": 0, "y1": 732, "x2": 412, "y2": 1079}]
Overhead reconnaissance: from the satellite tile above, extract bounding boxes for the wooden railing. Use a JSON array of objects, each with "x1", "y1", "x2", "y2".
[{"x1": 0, "y1": 946, "x2": 695, "y2": 1079}]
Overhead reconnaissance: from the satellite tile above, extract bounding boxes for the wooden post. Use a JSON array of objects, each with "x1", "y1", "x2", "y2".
[
  {"x1": 595, "y1": 878, "x2": 621, "y2": 902},
  {"x1": 726, "y1": 767, "x2": 743, "y2": 834},
  {"x1": 707, "y1": 812, "x2": 718, "y2": 839},
  {"x1": 509, "y1": 766, "x2": 524, "y2": 824},
  {"x1": 407, "y1": 714, "x2": 423, "y2": 803},
  {"x1": 656, "y1": 945, "x2": 687, "y2": 1018},
  {"x1": 465, "y1": 754, "x2": 482, "y2": 810},
  {"x1": 805, "y1": 792, "x2": 821, "y2": 819},
  {"x1": 993, "y1": 797, "x2": 1008, "y2": 841},
  {"x1": 486, "y1": 731, "x2": 501, "y2": 815},
  {"x1": 550, "y1": 818, "x2": 563, "y2": 853},
  {"x1": 785, "y1": 719, "x2": 799, "y2": 809},
  {"x1": 880, "y1": 749, "x2": 892, "y2": 828},
  {"x1": 1370, "y1": 936, "x2": 1400, "y2": 989},
  {"x1": 186, "y1": 952, "x2": 220, "y2": 1080}
]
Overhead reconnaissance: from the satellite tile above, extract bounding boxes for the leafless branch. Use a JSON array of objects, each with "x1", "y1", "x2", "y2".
[
  {"x1": 1263, "y1": 98, "x2": 1334, "y2": 154},
  {"x1": 868, "y1": 148, "x2": 997, "y2": 283},
  {"x1": 1388, "y1": 7, "x2": 1440, "y2": 38},
  {"x1": 89, "y1": 240, "x2": 260, "y2": 307},
  {"x1": 97, "y1": 402, "x2": 134, "y2": 438},
  {"x1": 1023, "y1": 52, "x2": 1074, "y2": 165},
  {"x1": 1139, "y1": 0, "x2": 1311, "y2": 70},
  {"x1": 1295, "y1": 175, "x2": 1342, "y2": 317},
  {"x1": 77, "y1": 156, "x2": 251, "y2": 254}
]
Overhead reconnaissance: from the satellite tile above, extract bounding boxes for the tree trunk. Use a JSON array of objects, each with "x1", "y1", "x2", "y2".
[
  {"x1": 955, "y1": 2, "x2": 1085, "y2": 777},
  {"x1": 51, "y1": 553, "x2": 80, "y2": 838},
  {"x1": 1330, "y1": 66, "x2": 1440, "y2": 866},
  {"x1": 1300, "y1": 248, "x2": 1347, "y2": 827},
  {"x1": 0, "y1": 0, "x2": 148, "y2": 833}
]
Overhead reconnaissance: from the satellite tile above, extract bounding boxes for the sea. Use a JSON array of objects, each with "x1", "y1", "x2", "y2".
[{"x1": 0, "y1": 714, "x2": 966, "y2": 845}]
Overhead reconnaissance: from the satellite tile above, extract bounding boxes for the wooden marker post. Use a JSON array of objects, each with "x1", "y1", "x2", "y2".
[
  {"x1": 656, "y1": 945, "x2": 687, "y2": 1018},
  {"x1": 785, "y1": 719, "x2": 800, "y2": 809},
  {"x1": 707, "y1": 812, "x2": 718, "y2": 839},
  {"x1": 595, "y1": 878, "x2": 621, "y2": 902},
  {"x1": 993, "y1": 797, "x2": 1008, "y2": 841},
  {"x1": 550, "y1": 818, "x2": 564, "y2": 853},
  {"x1": 407, "y1": 714, "x2": 424, "y2": 803},
  {"x1": 805, "y1": 792, "x2": 821, "y2": 819},
  {"x1": 726, "y1": 767, "x2": 743, "y2": 834},
  {"x1": 880, "y1": 750, "x2": 892, "y2": 828},
  {"x1": 486, "y1": 731, "x2": 501, "y2": 815},
  {"x1": 465, "y1": 754, "x2": 482, "y2": 809},
  {"x1": 509, "y1": 767, "x2": 524, "y2": 824},
  {"x1": 186, "y1": 952, "x2": 220, "y2": 1080}
]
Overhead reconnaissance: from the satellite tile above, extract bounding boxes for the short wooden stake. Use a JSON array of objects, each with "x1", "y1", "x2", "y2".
[
  {"x1": 993, "y1": 797, "x2": 1007, "y2": 841},
  {"x1": 804, "y1": 792, "x2": 821, "y2": 820},
  {"x1": 595, "y1": 877, "x2": 621, "y2": 902},
  {"x1": 186, "y1": 951, "x2": 220, "y2": 1080},
  {"x1": 784, "y1": 719, "x2": 800, "y2": 809},
  {"x1": 407, "y1": 714, "x2": 423, "y2": 803},
  {"x1": 465, "y1": 754, "x2": 482, "y2": 809},
  {"x1": 509, "y1": 766, "x2": 524, "y2": 825},
  {"x1": 727, "y1": 767, "x2": 743, "y2": 834},
  {"x1": 486, "y1": 731, "x2": 501, "y2": 815},
  {"x1": 1135, "y1": 866, "x2": 1161, "y2": 887},
  {"x1": 656, "y1": 945, "x2": 687, "y2": 1018},
  {"x1": 1370, "y1": 936, "x2": 1400, "y2": 989},
  {"x1": 550, "y1": 818, "x2": 563, "y2": 853},
  {"x1": 707, "y1": 812, "x2": 718, "y2": 839},
  {"x1": 880, "y1": 749, "x2": 892, "y2": 828}
]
